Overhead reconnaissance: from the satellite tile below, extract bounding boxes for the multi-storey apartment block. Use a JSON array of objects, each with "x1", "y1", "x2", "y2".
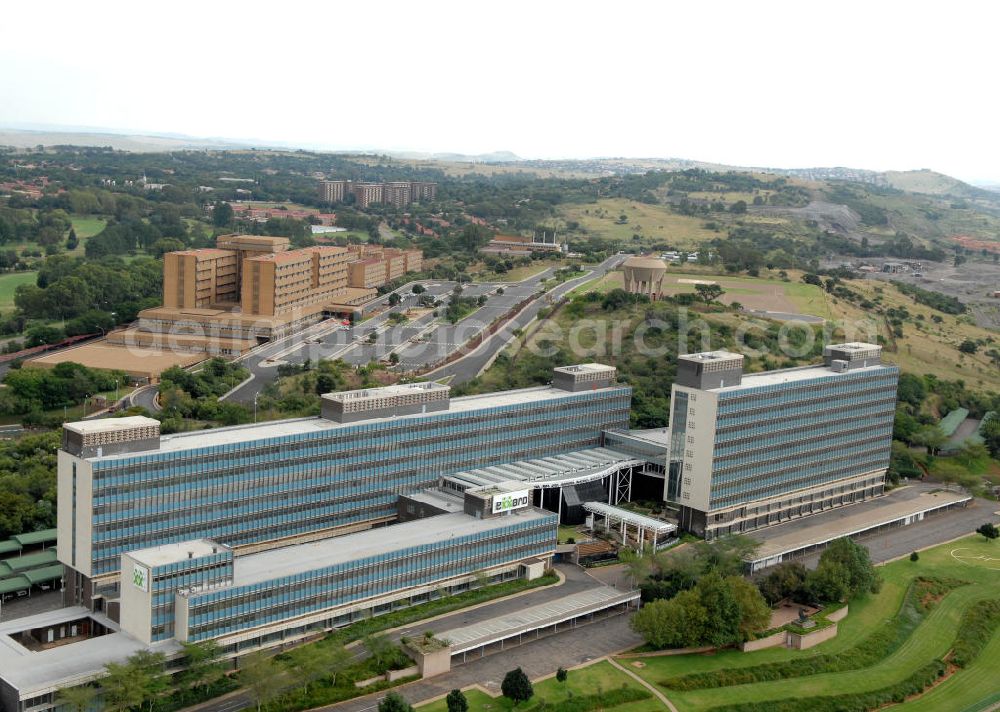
[
  {"x1": 667, "y1": 343, "x2": 898, "y2": 539},
  {"x1": 318, "y1": 180, "x2": 437, "y2": 207},
  {"x1": 110, "y1": 235, "x2": 422, "y2": 357}
]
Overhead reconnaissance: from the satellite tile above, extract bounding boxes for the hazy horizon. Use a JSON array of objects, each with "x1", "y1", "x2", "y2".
[{"x1": 3, "y1": 1, "x2": 1000, "y2": 182}]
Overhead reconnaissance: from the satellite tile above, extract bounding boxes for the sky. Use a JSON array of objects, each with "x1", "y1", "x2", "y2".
[{"x1": 3, "y1": 1, "x2": 1000, "y2": 182}]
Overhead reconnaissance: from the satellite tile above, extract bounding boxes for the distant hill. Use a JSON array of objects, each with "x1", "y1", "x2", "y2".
[
  {"x1": 0, "y1": 128, "x2": 250, "y2": 152},
  {"x1": 883, "y1": 169, "x2": 985, "y2": 197}
]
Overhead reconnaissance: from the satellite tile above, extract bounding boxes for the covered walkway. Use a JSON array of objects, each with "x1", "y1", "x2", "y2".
[
  {"x1": 583, "y1": 502, "x2": 677, "y2": 552},
  {"x1": 440, "y1": 587, "x2": 639, "y2": 663}
]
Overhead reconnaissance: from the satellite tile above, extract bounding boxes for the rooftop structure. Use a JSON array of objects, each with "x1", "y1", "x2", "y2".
[
  {"x1": 321, "y1": 381, "x2": 450, "y2": 422},
  {"x1": 61, "y1": 416, "x2": 160, "y2": 458},
  {"x1": 552, "y1": 363, "x2": 617, "y2": 392}
]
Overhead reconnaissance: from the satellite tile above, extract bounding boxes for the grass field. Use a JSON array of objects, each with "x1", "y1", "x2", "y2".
[
  {"x1": 569, "y1": 268, "x2": 834, "y2": 321},
  {"x1": 618, "y1": 535, "x2": 1000, "y2": 712},
  {"x1": 417, "y1": 660, "x2": 663, "y2": 712},
  {"x1": 559, "y1": 199, "x2": 720, "y2": 249},
  {"x1": 65, "y1": 216, "x2": 107, "y2": 255},
  {"x1": 0, "y1": 271, "x2": 37, "y2": 311}
]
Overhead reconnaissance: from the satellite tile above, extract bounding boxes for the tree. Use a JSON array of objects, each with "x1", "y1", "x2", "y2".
[
  {"x1": 726, "y1": 575, "x2": 772, "y2": 641},
  {"x1": 412, "y1": 284, "x2": 426, "y2": 294},
  {"x1": 501, "y1": 667, "x2": 534, "y2": 705},
  {"x1": 807, "y1": 538, "x2": 880, "y2": 602},
  {"x1": 730, "y1": 200, "x2": 748, "y2": 214},
  {"x1": 694, "y1": 283, "x2": 724, "y2": 304},
  {"x1": 618, "y1": 547, "x2": 654, "y2": 588},
  {"x1": 388, "y1": 292, "x2": 402, "y2": 306},
  {"x1": 286, "y1": 643, "x2": 349, "y2": 693},
  {"x1": 555, "y1": 667, "x2": 568, "y2": 684},
  {"x1": 213, "y1": 201, "x2": 234, "y2": 227},
  {"x1": 179, "y1": 640, "x2": 225, "y2": 694},
  {"x1": 757, "y1": 561, "x2": 808, "y2": 605},
  {"x1": 363, "y1": 633, "x2": 395, "y2": 670},
  {"x1": 240, "y1": 651, "x2": 283, "y2": 712},
  {"x1": 446, "y1": 689, "x2": 469, "y2": 712},
  {"x1": 914, "y1": 424, "x2": 946, "y2": 455},
  {"x1": 910, "y1": 551, "x2": 920, "y2": 562},
  {"x1": 65, "y1": 228, "x2": 79, "y2": 251},
  {"x1": 977, "y1": 523, "x2": 999, "y2": 541},
  {"x1": 695, "y1": 573, "x2": 742, "y2": 647},
  {"x1": 102, "y1": 661, "x2": 146, "y2": 712},
  {"x1": 630, "y1": 589, "x2": 707, "y2": 648},
  {"x1": 129, "y1": 650, "x2": 169, "y2": 712},
  {"x1": 958, "y1": 339, "x2": 979, "y2": 354},
  {"x1": 379, "y1": 692, "x2": 414, "y2": 712},
  {"x1": 54, "y1": 684, "x2": 97, "y2": 712}
]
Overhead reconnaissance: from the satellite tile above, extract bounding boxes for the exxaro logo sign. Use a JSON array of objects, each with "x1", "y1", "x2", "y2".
[
  {"x1": 132, "y1": 564, "x2": 149, "y2": 592},
  {"x1": 492, "y1": 489, "x2": 530, "y2": 514}
]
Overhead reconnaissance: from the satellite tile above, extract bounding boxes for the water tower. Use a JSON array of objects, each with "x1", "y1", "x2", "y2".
[{"x1": 622, "y1": 255, "x2": 667, "y2": 300}]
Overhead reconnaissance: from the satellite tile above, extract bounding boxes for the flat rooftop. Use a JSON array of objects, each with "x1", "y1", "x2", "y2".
[
  {"x1": 0, "y1": 607, "x2": 179, "y2": 696},
  {"x1": 553, "y1": 363, "x2": 616, "y2": 375},
  {"x1": 615, "y1": 428, "x2": 670, "y2": 446},
  {"x1": 715, "y1": 362, "x2": 892, "y2": 393},
  {"x1": 210, "y1": 508, "x2": 553, "y2": 590},
  {"x1": 403, "y1": 489, "x2": 465, "y2": 513},
  {"x1": 748, "y1": 486, "x2": 972, "y2": 563},
  {"x1": 89, "y1": 383, "x2": 627, "y2": 460},
  {"x1": 63, "y1": 416, "x2": 159, "y2": 436},
  {"x1": 128, "y1": 539, "x2": 227, "y2": 567},
  {"x1": 438, "y1": 587, "x2": 638, "y2": 653}
]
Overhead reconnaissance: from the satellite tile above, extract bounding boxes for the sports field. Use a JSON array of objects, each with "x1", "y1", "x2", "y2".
[
  {"x1": 617, "y1": 535, "x2": 1000, "y2": 711},
  {"x1": 0, "y1": 271, "x2": 37, "y2": 311}
]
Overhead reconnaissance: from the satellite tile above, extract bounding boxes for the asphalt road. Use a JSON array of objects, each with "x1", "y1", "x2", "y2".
[
  {"x1": 130, "y1": 255, "x2": 625, "y2": 411},
  {"x1": 186, "y1": 564, "x2": 633, "y2": 712},
  {"x1": 425, "y1": 253, "x2": 627, "y2": 384}
]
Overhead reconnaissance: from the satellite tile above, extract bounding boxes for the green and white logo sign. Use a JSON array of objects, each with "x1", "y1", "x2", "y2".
[
  {"x1": 132, "y1": 564, "x2": 149, "y2": 592},
  {"x1": 492, "y1": 489, "x2": 530, "y2": 514}
]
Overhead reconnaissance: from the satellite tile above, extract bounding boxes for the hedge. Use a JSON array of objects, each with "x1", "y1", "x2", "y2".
[
  {"x1": 707, "y1": 660, "x2": 947, "y2": 712},
  {"x1": 525, "y1": 686, "x2": 650, "y2": 712},
  {"x1": 951, "y1": 599, "x2": 1000, "y2": 668},
  {"x1": 660, "y1": 577, "x2": 965, "y2": 691}
]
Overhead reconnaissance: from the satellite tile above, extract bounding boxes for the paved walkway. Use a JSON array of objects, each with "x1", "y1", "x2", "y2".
[{"x1": 607, "y1": 657, "x2": 678, "y2": 712}]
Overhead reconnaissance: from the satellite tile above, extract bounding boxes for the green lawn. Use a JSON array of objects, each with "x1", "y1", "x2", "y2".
[
  {"x1": 619, "y1": 536, "x2": 1000, "y2": 711},
  {"x1": 417, "y1": 660, "x2": 665, "y2": 712},
  {"x1": 67, "y1": 216, "x2": 107, "y2": 255},
  {"x1": 69, "y1": 215, "x2": 107, "y2": 238},
  {"x1": 0, "y1": 271, "x2": 37, "y2": 311}
]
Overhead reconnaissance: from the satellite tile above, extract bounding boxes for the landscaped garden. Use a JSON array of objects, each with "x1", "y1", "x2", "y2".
[{"x1": 615, "y1": 535, "x2": 1000, "y2": 711}]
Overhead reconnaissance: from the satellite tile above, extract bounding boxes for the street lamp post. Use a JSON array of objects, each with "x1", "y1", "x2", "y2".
[{"x1": 253, "y1": 392, "x2": 259, "y2": 423}]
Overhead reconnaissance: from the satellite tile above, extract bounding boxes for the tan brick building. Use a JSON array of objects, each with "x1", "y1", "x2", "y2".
[
  {"x1": 348, "y1": 258, "x2": 388, "y2": 289},
  {"x1": 162, "y1": 249, "x2": 239, "y2": 309}
]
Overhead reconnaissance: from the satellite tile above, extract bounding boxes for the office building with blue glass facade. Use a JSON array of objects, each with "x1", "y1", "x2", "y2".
[{"x1": 668, "y1": 343, "x2": 898, "y2": 539}]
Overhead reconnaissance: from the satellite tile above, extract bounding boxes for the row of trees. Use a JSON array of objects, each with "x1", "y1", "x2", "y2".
[
  {"x1": 55, "y1": 642, "x2": 228, "y2": 712},
  {"x1": 757, "y1": 538, "x2": 881, "y2": 606},
  {"x1": 628, "y1": 536, "x2": 880, "y2": 650}
]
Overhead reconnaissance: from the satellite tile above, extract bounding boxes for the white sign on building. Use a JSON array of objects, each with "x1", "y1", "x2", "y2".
[{"x1": 492, "y1": 489, "x2": 530, "y2": 515}]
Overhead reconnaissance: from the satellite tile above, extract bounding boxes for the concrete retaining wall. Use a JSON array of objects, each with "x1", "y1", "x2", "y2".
[
  {"x1": 826, "y1": 604, "x2": 849, "y2": 622},
  {"x1": 387, "y1": 666, "x2": 419, "y2": 682},
  {"x1": 740, "y1": 630, "x2": 787, "y2": 652},
  {"x1": 787, "y1": 623, "x2": 838, "y2": 650}
]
